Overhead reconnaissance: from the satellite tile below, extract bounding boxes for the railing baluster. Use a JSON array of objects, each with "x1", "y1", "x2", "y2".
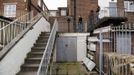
[{"x1": 0, "y1": 11, "x2": 41, "y2": 50}]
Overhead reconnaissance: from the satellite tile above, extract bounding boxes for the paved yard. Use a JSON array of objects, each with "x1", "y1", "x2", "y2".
[{"x1": 51, "y1": 62, "x2": 90, "y2": 75}]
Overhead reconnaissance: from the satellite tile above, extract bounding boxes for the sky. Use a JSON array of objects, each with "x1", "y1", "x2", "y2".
[{"x1": 44, "y1": 0, "x2": 67, "y2": 10}]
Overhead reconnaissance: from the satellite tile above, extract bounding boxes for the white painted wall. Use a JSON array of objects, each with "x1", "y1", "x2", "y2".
[
  {"x1": 98, "y1": 0, "x2": 117, "y2": 8},
  {"x1": 49, "y1": 11, "x2": 57, "y2": 16},
  {"x1": 99, "y1": 0, "x2": 117, "y2": 18},
  {"x1": 0, "y1": 17, "x2": 50, "y2": 75},
  {"x1": 77, "y1": 36, "x2": 87, "y2": 61},
  {"x1": 58, "y1": 33, "x2": 89, "y2": 62}
]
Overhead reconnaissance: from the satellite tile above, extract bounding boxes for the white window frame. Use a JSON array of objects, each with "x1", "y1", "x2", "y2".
[
  {"x1": 4, "y1": 3, "x2": 17, "y2": 17},
  {"x1": 61, "y1": 10, "x2": 66, "y2": 16},
  {"x1": 124, "y1": 1, "x2": 134, "y2": 12}
]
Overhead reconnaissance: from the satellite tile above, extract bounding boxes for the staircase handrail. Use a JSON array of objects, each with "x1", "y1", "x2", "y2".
[
  {"x1": 37, "y1": 19, "x2": 58, "y2": 75},
  {"x1": 0, "y1": 11, "x2": 42, "y2": 60}
]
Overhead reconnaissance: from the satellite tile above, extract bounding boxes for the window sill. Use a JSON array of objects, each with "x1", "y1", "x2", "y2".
[{"x1": 125, "y1": 11, "x2": 134, "y2": 13}]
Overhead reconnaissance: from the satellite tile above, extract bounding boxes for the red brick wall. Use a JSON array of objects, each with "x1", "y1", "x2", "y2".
[
  {"x1": 0, "y1": 0, "x2": 48, "y2": 19},
  {"x1": 49, "y1": 16, "x2": 74, "y2": 32},
  {"x1": 131, "y1": 33, "x2": 134, "y2": 55},
  {"x1": 0, "y1": 0, "x2": 27, "y2": 19},
  {"x1": 67, "y1": 0, "x2": 98, "y2": 29},
  {"x1": 117, "y1": 0, "x2": 134, "y2": 22}
]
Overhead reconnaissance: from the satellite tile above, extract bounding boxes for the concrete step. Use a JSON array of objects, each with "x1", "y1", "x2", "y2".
[
  {"x1": 16, "y1": 32, "x2": 50, "y2": 75},
  {"x1": 41, "y1": 32, "x2": 50, "y2": 35},
  {"x1": 40, "y1": 32, "x2": 50, "y2": 36},
  {"x1": 25, "y1": 58, "x2": 42, "y2": 64},
  {"x1": 21, "y1": 63, "x2": 39, "y2": 71},
  {"x1": 31, "y1": 47, "x2": 46, "y2": 50},
  {"x1": 38, "y1": 36, "x2": 49, "y2": 39},
  {"x1": 16, "y1": 71, "x2": 37, "y2": 75},
  {"x1": 37, "y1": 36, "x2": 49, "y2": 41},
  {"x1": 27, "y1": 52, "x2": 44, "y2": 58},
  {"x1": 34, "y1": 43, "x2": 47, "y2": 47},
  {"x1": 36, "y1": 39, "x2": 48, "y2": 43},
  {"x1": 31, "y1": 49, "x2": 44, "y2": 52}
]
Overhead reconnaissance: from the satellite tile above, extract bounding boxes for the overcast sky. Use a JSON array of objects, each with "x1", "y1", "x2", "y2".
[{"x1": 44, "y1": 0, "x2": 67, "y2": 10}]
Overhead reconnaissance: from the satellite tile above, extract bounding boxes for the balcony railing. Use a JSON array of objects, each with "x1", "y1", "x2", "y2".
[
  {"x1": 87, "y1": 7, "x2": 126, "y2": 33},
  {"x1": 99, "y1": 7, "x2": 126, "y2": 18}
]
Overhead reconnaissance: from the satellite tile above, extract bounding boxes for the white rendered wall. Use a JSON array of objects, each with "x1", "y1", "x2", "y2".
[
  {"x1": 98, "y1": 0, "x2": 117, "y2": 8},
  {"x1": 77, "y1": 36, "x2": 87, "y2": 61},
  {"x1": 99, "y1": 0, "x2": 117, "y2": 18},
  {"x1": 58, "y1": 33, "x2": 89, "y2": 62},
  {"x1": 0, "y1": 17, "x2": 50, "y2": 75}
]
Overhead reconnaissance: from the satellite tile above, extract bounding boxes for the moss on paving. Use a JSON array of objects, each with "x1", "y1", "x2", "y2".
[{"x1": 52, "y1": 62, "x2": 89, "y2": 75}]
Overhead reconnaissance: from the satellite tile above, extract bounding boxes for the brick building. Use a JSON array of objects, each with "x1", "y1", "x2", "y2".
[
  {"x1": 49, "y1": 7, "x2": 74, "y2": 32},
  {"x1": 49, "y1": 0, "x2": 98, "y2": 32},
  {"x1": 67, "y1": 0, "x2": 98, "y2": 30},
  {"x1": 117, "y1": 0, "x2": 134, "y2": 22},
  {"x1": 0, "y1": 0, "x2": 48, "y2": 19}
]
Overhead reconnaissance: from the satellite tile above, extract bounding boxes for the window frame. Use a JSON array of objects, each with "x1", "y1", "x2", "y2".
[
  {"x1": 3, "y1": 3, "x2": 17, "y2": 17},
  {"x1": 124, "y1": 1, "x2": 134, "y2": 12}
]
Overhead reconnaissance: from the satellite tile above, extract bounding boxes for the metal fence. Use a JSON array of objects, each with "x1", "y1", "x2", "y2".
[
  {"x1": 87, "y1": 22, "x2": 134, "y2": 75},
  {"x1": 0, "y1": 11, "x2": 41, "y2": 50},
  {"x1": 37, "y1": 19, "x2": 58, "y2": 75},
  {"x1": 87, "y1": 7, "x2": 126, "y2": 32},
  {"x1": 99, "y1": 7, "x2": 126, "y2": 18}
]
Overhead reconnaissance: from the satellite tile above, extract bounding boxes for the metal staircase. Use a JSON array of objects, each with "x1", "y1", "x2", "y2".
[{"x1": 16, "y1": 32, "x2": 50, "y2": 75}]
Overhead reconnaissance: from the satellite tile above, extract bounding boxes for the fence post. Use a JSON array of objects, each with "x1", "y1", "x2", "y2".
[{"x1": 99, "y1": 29, "x2": 103, "y2": 75}]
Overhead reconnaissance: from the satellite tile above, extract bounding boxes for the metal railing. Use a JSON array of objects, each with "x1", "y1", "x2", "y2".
[
  {"x1": 87, "y1": 22, "x2": 134, "y2": 75},
  {"x1": 0, "y1": 18, "x2": 11, "y2": 29},
  {"x1": 37, "y1": 19, "x2": 58, "y2": 75},
  {"x1": 99, "y1": 7, "x2": 126, "y2": 18},
  {"x1": 87, "y1": 7, "x2": 126, "y2": 33},
  {"x1": 0, "y1": 11, "x2": 41, "y2": 50}
]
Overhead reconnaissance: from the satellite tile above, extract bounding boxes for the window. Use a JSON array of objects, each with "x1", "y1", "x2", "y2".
[
  {"x1": 4, "y1": 4, "x2": 16, "y2": 17},
  {"x1": 61, "y1": 10, "x2": 66, "y2": 16},
  {"x1": 124, "y1": 1, "x2": 134, "y2": 12}
]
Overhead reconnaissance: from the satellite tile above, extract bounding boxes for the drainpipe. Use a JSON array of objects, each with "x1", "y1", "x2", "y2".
[
  {"x1": 27, "y1": 0, "x2": 31, "y2": 20},
  {"x1": 73, "y1": 0, "x2": 76, "y2": 32}
]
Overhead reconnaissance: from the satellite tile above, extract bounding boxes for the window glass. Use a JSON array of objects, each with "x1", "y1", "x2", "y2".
[
  {"x1": 4, "y1": 4, "x2": 16, "y2": 17},
  {"x1": 124, "y1": 1, "x2": 134, "y2": 12}
]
